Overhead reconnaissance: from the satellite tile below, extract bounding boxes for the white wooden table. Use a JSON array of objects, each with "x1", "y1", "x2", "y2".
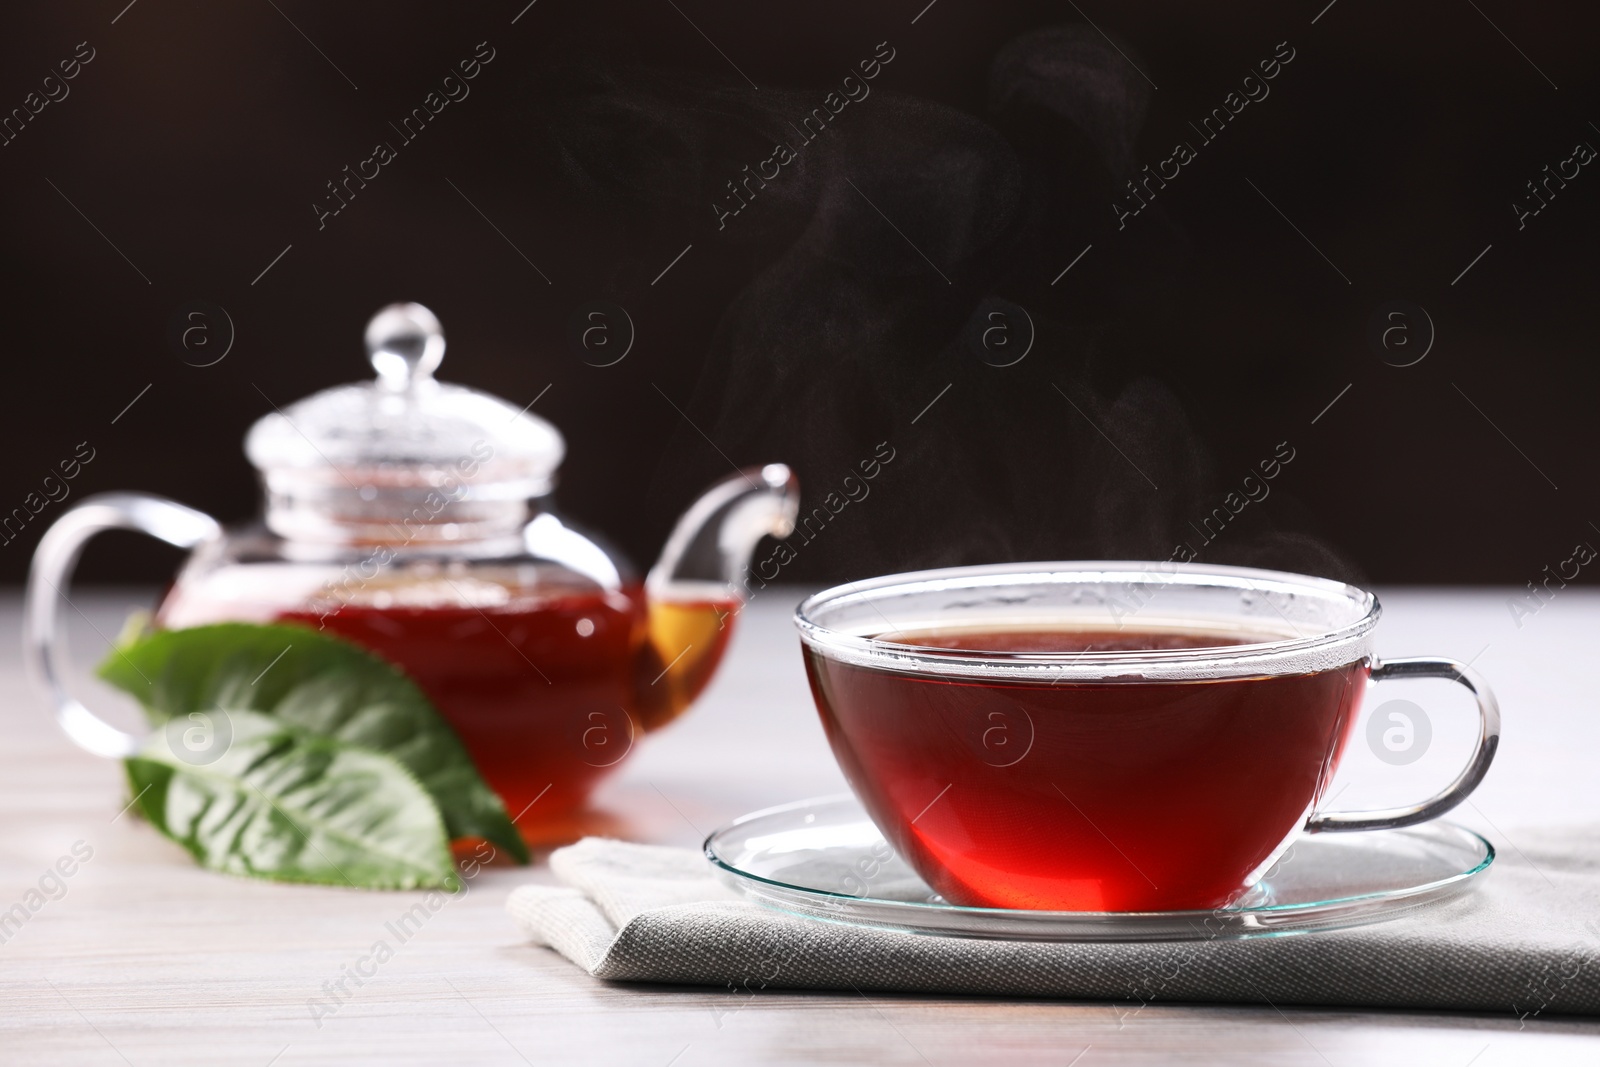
[{"x1": 1, "y1": 586, "x2": 1597, "y2": 1065}]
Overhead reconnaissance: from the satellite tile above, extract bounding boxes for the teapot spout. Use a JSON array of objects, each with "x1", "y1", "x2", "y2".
[
  {"x1": 647, "y1": 464, "x2": 799, "y2": 596},
  {"x1": 632, "y1": 465, "x2": 796, "y2": 733}
]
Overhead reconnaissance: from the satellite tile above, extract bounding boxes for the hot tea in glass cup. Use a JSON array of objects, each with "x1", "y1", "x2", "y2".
[{"x1": 796, "y1": 562, "x2": 1499, "y2": 912}]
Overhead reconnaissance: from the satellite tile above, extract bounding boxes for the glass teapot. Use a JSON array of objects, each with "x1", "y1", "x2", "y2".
[{"x1": 25, "y1": 303, "x2": 799, "y2": 829}]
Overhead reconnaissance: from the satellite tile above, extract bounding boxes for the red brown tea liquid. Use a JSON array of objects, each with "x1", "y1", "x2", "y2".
[
  {"x1": 805, "y1": 624, "x2": 1368, "y2": 911},
  {"x1": 161, "y1": 579, "x2": 735, "y2": 839}
]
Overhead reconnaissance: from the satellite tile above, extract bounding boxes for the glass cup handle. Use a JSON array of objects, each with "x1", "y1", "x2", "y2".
[
  {"x1": 1306, "y1": 656, "x2": 1501, "y2": 833},
  {"x1": 23, "y1": 492, "x2": 222, "y2": 758}
]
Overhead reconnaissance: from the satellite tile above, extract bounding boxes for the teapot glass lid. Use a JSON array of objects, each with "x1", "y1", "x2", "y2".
[
  {"x1": 245, "y1": 303, "x2": 563, "y2": 542},
  {"x1": 246, "y1": 303, "x2": 563, "y2": 497}
]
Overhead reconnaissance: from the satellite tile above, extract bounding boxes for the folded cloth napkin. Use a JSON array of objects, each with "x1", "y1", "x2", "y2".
[{"x1": 506, "y1": 830, "x2": 1600, "y2": 1018}]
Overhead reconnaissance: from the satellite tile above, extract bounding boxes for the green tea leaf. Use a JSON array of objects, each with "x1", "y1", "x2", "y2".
[
  {"x1": 126, "y1": 709, "x2": 459, "y2": 890},
  {"x1": 100, "y1": 622, "x2": 528, "y2": 864}
]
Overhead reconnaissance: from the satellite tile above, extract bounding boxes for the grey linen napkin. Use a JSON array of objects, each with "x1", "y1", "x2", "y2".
[{"x1": 506, "y1": 830, "x2": 1600, "y2": 1018}]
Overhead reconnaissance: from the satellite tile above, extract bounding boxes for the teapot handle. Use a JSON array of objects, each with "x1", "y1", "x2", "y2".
[{"x1": 24, "y1": 493, "x2": 222, "y2": 758}]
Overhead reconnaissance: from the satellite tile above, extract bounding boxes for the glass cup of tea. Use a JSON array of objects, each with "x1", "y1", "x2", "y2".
[{"x1": 795, "y1": 562, "x2": 1500, "y2": 913}]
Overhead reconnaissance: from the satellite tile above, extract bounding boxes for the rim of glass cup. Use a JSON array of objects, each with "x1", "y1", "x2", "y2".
[{"x1": 793, "y1": 561, "x2": 1381, "y2": 682}]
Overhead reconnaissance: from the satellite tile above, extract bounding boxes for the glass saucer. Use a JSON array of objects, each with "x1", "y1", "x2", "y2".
[{"x1": 703, "y1": 795, "x2": 1493, "y2": 942}]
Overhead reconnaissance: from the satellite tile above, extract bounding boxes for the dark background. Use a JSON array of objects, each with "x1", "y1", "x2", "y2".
[{"x1": 2, "y1": 0, "x2": 1596, "y2": 587}]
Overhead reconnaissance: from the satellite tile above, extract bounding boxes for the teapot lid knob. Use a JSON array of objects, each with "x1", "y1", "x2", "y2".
[{"x1": 365, "y1": 302, "x2": 444, "y2": 390}]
